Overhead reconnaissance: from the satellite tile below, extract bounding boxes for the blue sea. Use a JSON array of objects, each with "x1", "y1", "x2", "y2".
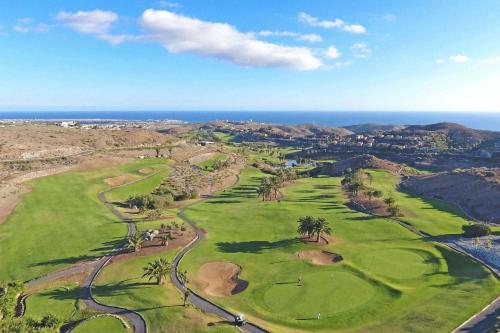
[{"x1": 1, "y1": 111, "x2": 499, "y2": 131}]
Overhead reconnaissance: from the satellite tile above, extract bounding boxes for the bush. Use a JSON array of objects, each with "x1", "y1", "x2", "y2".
[
  {"x1": 462, "y1": 223, "x2": 491, "y2": 238},
  {"x1": 40, "y1": 314, "x2": 61, "y2": 328}
]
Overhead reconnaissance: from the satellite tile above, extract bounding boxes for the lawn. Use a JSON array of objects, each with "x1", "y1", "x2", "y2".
[
  {"x1": 24, "y1": 284, "x2": 85, "y2": 322},
  {"x1": 196, "y1": 153, "x2": 227, "y2": 171},
  {"x1": 178, "y1": 167, "x2": 499, "y2": 332},
  {"x1": 0, "y1": 158, "x2": 169, "y2": 282},
  {"x1": 366, "y1": 169, "x2": 489, "y2": 236},
  {"x1": 93, "y1": 251, "x2": 238, "y2": 333},
  {"x1": 72, "y1": 316, "x2": 129, "y2": 333}
]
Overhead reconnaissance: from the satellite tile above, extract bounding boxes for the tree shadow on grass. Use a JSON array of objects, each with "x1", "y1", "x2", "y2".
[
  {"x1": 216, "y1": 239, "x2": 298, "y2": 254},
  {"x1": 206, "y1": 200, "x2": 242, "y2": 204}
]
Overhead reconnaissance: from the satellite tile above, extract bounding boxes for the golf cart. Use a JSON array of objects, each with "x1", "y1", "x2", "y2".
[{"x1": 235, "y1": 314, "x2": 247, "y2": 326}]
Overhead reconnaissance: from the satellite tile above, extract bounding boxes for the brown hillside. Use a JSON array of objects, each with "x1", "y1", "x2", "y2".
[
  {"x1": 401, "y1": 172, "x2": 500, "y2": 223},
  {"x1": 314, "y1": 154, "x2": 405, "y2": 176}
]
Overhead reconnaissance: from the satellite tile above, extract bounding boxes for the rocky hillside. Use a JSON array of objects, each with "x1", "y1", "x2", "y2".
[
  {"x1": 401, "y1": 170, "x2": 500, "y2": 223},
  {"x1": 313, "y1": 154, "x2": 415, "y2": 176}
]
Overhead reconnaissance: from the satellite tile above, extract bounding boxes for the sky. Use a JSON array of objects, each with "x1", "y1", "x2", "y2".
[{"x1": 0, "y1": 0, "x2": 500, "y2": 112}]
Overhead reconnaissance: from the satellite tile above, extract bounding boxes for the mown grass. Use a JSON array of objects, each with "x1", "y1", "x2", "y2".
[
  {"x1": 0, "y1": 158, "x2": 168, "y2": 282},
  {"x1": 72, "y1": 316, "x2": 128, "y2": 333},
  {"x1": 24, "y1": 284, "x2": 91, "y2": 324},
  {"x1": 196, "y1": 153, "x2": 227, "y2": 171},
  {"x1": 93, "y1": 251, "x2": 238, "y2": 333},
  {"x1": 366, "y1": 169, "x2": 500, "y2": 236},
  {"x1": 178, "y1": 167, "x2": 499, "y2": 332}
]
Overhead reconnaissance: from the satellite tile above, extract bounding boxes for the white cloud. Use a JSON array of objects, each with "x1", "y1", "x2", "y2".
[
  {"x1": 482, "y1": 56, "x2": 500, "y2": 64},
  {"x1": 325, "y1": 46, "x2": 341, "y2": 59},
  {"x1": 140, "y1": 9, "x2": 323, "y2": 70},
  {"x1": 258, "y1": 30, "x2": 322, "y2": 43},
  {"x1": 157, "y1": 1, "x2": 180, "y2": 8},
  {"x1": 449, "y1": 54, "x2": 470, "y2": 63},
  {"x1": 298, "y1": 12, "x2": 366, "y2": 34},
  {"x1": 383, "y1": 14, "x2": 396, "y2": 22},
  {"x1": 351, "y1": 42, "x2": 372, "y2": 58},
  {"x1": 343, "y1": 24, "x2": 366, "y2": 34},
  {"x1": 435, "y1": 59, "x2": 446, "y2": 64},
  {"x1": 14, "y1": 18, "x2": 49, "y2": 33},
  {"x1": 56, "y1": 10, "x2": 118, "y2": 34}
]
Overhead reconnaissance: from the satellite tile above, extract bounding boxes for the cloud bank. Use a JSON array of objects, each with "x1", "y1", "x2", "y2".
[{"x1": 140, "y1": 9, "x2": 323, "y2": 70}]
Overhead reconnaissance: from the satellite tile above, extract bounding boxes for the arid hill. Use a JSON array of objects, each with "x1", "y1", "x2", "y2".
[
  {"x1": 401, "y1": 170, "x2": 500, "y2": 223},
  {"x1": 313, "y1": 154, "x2": 407, "y2": 176},
  {"x1": 0, "y1": 123, "x2": 173, "y2": 160},
  {"x1": 343, "y1": 123, "x2": 407, "y2": 134}
]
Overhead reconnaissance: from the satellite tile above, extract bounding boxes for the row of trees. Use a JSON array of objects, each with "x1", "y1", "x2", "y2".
[
  {"x1": 341, "y1": 169, "x2": 403, "y2": 217},
  {"x1": 257, "y1": 168, "x2": 297, "y2": 201},
  {"x1": 297, "y1": 216, "x2": 332, "y2": 242}
]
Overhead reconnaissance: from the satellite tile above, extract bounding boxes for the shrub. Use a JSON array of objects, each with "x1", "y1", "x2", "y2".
[
  {"x1": 462, "y1": 223, "x2": 491, "y2": 238},
  {"x1": 40, "y1": 314, "x2": 61, "y2": 328}
]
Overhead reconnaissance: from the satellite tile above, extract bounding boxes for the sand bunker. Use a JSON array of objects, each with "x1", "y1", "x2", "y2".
[
  {"x1": 139, "y1": 167, "x2": 154, "y2": 174},
  {"x1": 104, "y1": 174, "x2": 136, "y2": 186},
  {"x1": 196, "y1": 262, "x2": 248, "y2": 297},
  {"x1": 296, "y1": 250, "x2": 343, "y2": 265}
]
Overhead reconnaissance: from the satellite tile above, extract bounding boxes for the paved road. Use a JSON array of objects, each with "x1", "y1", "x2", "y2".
[
  {"x1": 77, "y1": 182, "x2": 150, "y2": 333},
  {"x1": 453, "y1": 296, "x2": 500, "y2": 333},
  {"x1": 172, "y1": 202, "x2": 270, "y2": 333}
]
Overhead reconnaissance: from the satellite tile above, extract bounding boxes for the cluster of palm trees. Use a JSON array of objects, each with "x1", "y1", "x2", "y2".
[
  {"x1": 383, "y1": 195, "x2": 403, "y2": 217},
  {"x1": 256, "y1": 168, "x2": 297, "y2": 201},
  {"x1": 297, "y1": 216, "x2": 332, "y2": 242},
  {"x1": 341, "y1": 169, "x2": 380, "y2": 197}
]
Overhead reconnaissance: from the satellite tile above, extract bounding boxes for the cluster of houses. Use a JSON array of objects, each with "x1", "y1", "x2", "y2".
[{"x1": 329, "y1": 133, "x2": 443, "y2": 153}]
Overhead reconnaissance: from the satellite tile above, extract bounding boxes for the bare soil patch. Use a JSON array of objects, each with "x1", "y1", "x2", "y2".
[
  {"x1": 104, "y1": 174, "x2": 137, "y2": 186},
  {"x1": 111, "y1": 228, "x2": 196, "y2": 263},
  {"x1": 296, "y1": 250, "x2": 343, "y2": 265},
  {"x1": 195, "y1": 262, "x2": 248, "y2": 297},
  {"x1": 139, "y1": 167, "x2": 154, "y2": 174},
  {"x1": 0, "y1": 184, "x2": 30, "y2": 225}
]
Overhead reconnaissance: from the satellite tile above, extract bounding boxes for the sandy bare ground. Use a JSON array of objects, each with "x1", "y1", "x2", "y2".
[
  {"x1": 104, "y1": 174, "x2": 137, "y2": 186},
  {"x1": 195, "y1": 262, "x2": 248, "y2": 297},
  {"x1": 139, "y1": 167, "x2": 154, "y2": 174},
  {"x1": 188, "y1": 152, "x2": 218, "y2": 165},
  {"x1": 296, "y1": 250, "x2": 343, "y2": 265}
]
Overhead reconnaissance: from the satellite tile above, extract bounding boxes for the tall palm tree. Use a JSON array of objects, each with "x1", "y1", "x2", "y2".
[
  {"x1": 312, "y1": 218, "x2": 332, "y2": 243},
  {"x1": 127, "y1": 233, "x2": 143, "y2": 252},
  {"x1": 297, "y1": 216, "x2": 315, "y2": 239},
  {"x1": 142, "y1": 258, "x2": 172, "y2": 285}
]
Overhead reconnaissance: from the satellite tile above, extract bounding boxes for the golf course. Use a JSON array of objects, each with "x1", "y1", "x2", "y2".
[{"x1": 1, "y1": 151, "x2": 498, "y2": 333}]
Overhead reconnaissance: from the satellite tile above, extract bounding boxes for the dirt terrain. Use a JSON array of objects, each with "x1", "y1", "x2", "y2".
[
  {"x1": 0, "y1": 123, "x2": 173, "y2": 160},
  {"x1": 314, "y1": 154, "x2": 407, "y2": 176},
  {"x1": 195, "y1": 262, "x2": 248, "y2": 297},
  {"x1": 402, "y1": 171, "x2": 500, "y2": 223},
  {"x1": 296, "y1": 250, "x2": 342, "y2": 265}
]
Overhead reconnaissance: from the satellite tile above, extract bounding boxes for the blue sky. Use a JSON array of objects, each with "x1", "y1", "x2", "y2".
[{"x1": 0, "y1": 0, "x2": 499, "y2": 111}]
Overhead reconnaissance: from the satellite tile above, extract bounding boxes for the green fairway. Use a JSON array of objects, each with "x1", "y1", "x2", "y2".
[
  {"x1": 24, "y1": 284, "x2": 89, "y2": 323},
  {"x1": 72, "y1": 316, "x2": 129, "y2": 333},
  {"x1": 179, "y1": 167, "x2": 499, "y2": 332},
  {"x1": 93, "y1": 251, "x2": 237, "y2": 333},
  {"x1": 366, "y1": 169, "x2": 495, "y2": 236},
  {"x1": 196, "y1": 153, "x2": 227, "y2": 171},
  {"x1": 0, "y1": 158, "x2": 168, "y2": 282}
]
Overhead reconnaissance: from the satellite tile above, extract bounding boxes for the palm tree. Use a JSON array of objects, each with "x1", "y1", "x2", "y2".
[
  {"x1": 312, "y1": 218, "x2": 332, "y2": 243},
  {"x1": 160, "y1": 232, "x2": 173, "y2": 247},
  {"x1": 142, "y1": 258, "x2": 172, "y2": 285},
  {"x1": 127, "y1": 233, "x2": 143, "y2": 252},
  {"x1": 257, "y1": 178, "x2": 272, "y2": 201},
  {"x1": 297, "y1": 216, "x2": 315, "y2": 239}
]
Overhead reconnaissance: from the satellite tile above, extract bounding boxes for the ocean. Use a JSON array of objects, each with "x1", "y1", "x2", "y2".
[{"x1": 1, "y1": 111, "x2": 499, "y2": 131}]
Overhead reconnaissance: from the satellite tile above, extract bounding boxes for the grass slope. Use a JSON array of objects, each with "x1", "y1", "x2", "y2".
[
  {"x1": 0, "y1": 158, "x2": 168, "y2": 282},
  {"x1": 72, "y1": 316, "x2": 128, "y2": 333},
  {"x1": 180, "y1": 167, "x2": 498, "y2": 332},
  {"x1": 93, "y1": 252, "x2": 237, "y2": 333}
]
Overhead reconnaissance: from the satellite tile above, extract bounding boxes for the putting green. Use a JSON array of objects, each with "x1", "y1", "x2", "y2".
[
  {"x1": 356, "y1": 248, "x2": 437, "y2": 280},
  {"x1": 262, "y1": 270, "x2": 375, "y2": 318}
]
